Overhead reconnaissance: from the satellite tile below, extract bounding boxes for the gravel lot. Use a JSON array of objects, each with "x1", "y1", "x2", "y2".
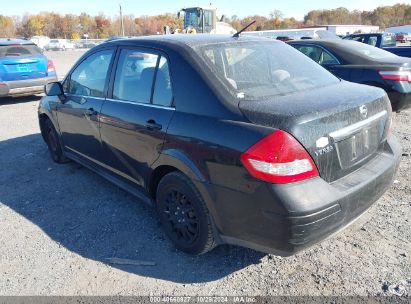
[
  {"x1": 0, "y1": 51, "x2": 410, "y2": 297},
  {"x1": 45, "y1": 50, "x2": 87, "y2": 79}
]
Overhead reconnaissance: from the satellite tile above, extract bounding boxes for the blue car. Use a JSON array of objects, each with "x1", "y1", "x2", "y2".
[{"x1": 0, "y1": 39, "x2": 57, "y2": 97}]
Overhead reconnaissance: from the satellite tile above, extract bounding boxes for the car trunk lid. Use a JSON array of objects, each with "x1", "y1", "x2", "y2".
[{"x1": 239, "y1": 82, "x2": 391, "y2": 182}]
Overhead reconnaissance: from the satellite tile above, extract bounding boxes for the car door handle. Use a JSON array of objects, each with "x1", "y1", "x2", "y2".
[
  {"x1": 145, "y1": 119, "x2": 162, "y2": 130},
  {"x1": 85, "y1": 108, "x2": 97, "y2": 116}
]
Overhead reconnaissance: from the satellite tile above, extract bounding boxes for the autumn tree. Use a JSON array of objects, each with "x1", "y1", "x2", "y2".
[
  {"x1": 230, "y1": 15, "x2": 242, "y2": 31},
  {"x1": 3, "y1": 3, "x2": 411, "y2": 39},
  {"x1": 265, "y1": 10, "x2": 283, "y2": 29},
  {"x1": 61, "y1": 14, "x2": 80, "y2": 39},
  {"x1": 19, "y1": 14, "x2": 44, "y2": 37},
  {"x1": 79, "y1": 13, "x2": 97, "y2": 38},
  {"x1": 0, "y1": 15, "x2": 15, "y2": 37},
  {"x1": 41, "y1": 12, "x2": 65, "y2": 38},
  {"x1": 240, "y1": 15, "x2": 268, "y2": 31},
  {"x1": 95, "y1": 14, "x2": 112, "y2": 38},
  {"x1": 304, "y1": 4, "x2": 411, "y2": 28}
]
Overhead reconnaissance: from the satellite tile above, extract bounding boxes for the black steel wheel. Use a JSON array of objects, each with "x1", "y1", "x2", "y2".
[
  {"x1": 156, "y1": 172, "x2": 216, "y2": 255},
  {"x1": 45, "y1": 119, "x2": 68, "y2": 163}
]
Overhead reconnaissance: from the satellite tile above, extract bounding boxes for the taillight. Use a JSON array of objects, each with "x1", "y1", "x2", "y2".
[
  {"x1": 379, "y1": 70, "x2": 411, "y2": 82},
  {"x1": 47, "y1": 60, "x2": 55, "y2": 73},
  {"x1": 240, "y1": 130, "x2": 319, "y2": 184}
]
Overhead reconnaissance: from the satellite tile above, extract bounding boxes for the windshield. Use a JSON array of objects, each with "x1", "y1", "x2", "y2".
[
  {"x1": 194, "y1": 40, "x2": 339, "y2": 100},
  {"x1": 184, "y1": 9, "x2": 201, "y2": 29}
]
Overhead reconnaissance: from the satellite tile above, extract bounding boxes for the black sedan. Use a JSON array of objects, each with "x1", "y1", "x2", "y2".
[
  {"x1": 38, "y1": 35, "x2": 400, "y2": 255},
  {"x1": 288, "y1": 39, "x2": 411, "y2": 111}
]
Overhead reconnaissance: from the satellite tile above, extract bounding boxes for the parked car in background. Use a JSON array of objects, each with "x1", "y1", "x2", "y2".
[
  {"x1": 46, "y1": 39, "x2": 75, "y2": 51},
  {"x1": 289, "y1": 39, "x2": 411, "y2": 111},
  {"x1": 30, "y1": 36, "x2": 50, "y2": 50},
  {"x1": 396, "y1": 33, "x2": 411, "y2": 43},
  {"x1": 74, "y1": 41, "x2": 98, "y2": 49},
  {"x1": 344, "y1": 32, "x2": 397, "y2": 46},
  {"x1": 38, "y1": 35, "x2": 400, "y2": 255},
  {"x1": 343, "y1": 33, "x2": 411, "y2": 58},
  {"x1": 0, "y1": 39, "x2": 57, "y2": 97}
]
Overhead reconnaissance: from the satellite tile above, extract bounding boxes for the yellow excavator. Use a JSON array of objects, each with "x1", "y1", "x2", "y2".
[{"x1": 165, "y1": 6, "x2": 236, "y2": 35}]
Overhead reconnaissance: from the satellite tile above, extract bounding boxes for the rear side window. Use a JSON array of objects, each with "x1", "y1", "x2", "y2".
[
  {"x1": 0, "y1": 44, "x2": 42, "y2": 57},
  {"x1": 152, "y1": 56, "x2": 173, "y2": 107},
  {"x1": 113, "y1": 49, "x2": 173, "y2": 106},
  {"x1": 113, "y1": 50, "x2": 158, "y2": 104},
  {"x1": 382, "y1": 35, "x2": 396, "y2": 47},
  {"x1": 66, "y1": 49, "x2": 113, "y2": 97},
  {"x1": 293, "y1": 45, "x2": 339, "y2": 65}
]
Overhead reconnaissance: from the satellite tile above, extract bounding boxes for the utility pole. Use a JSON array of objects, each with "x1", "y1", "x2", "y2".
[{"x1": 119, "y1": 4, "x2": 125, "y2": 36}]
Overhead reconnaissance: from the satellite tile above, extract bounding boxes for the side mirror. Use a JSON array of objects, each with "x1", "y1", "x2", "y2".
[
  {"x1": 177, "y1": 11, "x2": 181, "y2": 19},
  {"x1": 45, "y1": 82, "x2": 64, "y2": 96}
]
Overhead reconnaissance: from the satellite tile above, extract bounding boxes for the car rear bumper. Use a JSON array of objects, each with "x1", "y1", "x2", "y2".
[
  {"x1": 388, "y1": 91, "x2": 411, "y2": 112},
  {"x1": 0, "y1": 76, "x2": 57, "y2": 97},
  {"x1": 201, "y1": 135, "x2": 401, "y2": 256}
]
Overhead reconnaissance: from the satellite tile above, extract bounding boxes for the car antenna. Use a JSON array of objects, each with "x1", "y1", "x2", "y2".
[{"x1": 232, "y1": 21, "x2": 256, "y2": 38}]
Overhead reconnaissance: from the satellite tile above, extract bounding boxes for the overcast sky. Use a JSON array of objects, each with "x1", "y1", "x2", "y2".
[{"x1": 3, "y1": 0, "x2": 409, "y2": 20}]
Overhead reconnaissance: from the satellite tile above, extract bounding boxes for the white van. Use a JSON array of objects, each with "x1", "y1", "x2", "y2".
[
  {"x1": 30, "y1": 36, "x2": 50, "y2": 50},
  {"x1": 46, "y1": 39, "x2": 75, "y2": 51}
]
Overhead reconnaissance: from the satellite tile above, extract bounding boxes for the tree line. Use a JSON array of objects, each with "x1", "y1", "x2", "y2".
[{"x1": 0, "y1": 3, "x2": 410, "y2": 39}]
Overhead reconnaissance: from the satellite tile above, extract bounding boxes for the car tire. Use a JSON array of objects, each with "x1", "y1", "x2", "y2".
[
  {"x1": 45, "y1": 119, "x2": 69, "y2": 164},
  {"x1": 156, "y1": 171, "x2": 216, "y2": 255}
]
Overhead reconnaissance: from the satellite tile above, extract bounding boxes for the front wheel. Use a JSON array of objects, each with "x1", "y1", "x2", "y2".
[
  {"x1": 45, "y1": 119, "x2": 69, "y2": 163},
  {"x1": 156, "y1": 172, "x2": 216, "y2": 255}
]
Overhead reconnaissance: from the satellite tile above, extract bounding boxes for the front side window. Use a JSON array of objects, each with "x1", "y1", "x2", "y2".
[
  {"x1": 194, "y1": 41, "x2": 339, "y2": 101},
  {"x1": 66, "y1": 49, "x2": 113, "y2": 97},
  {"x1": 184, "y1": 10, "x2": 201, "y2": 28},
  {"x1": 113, "y1": 49, "x2": 159, "y2": 104},
  {"x1": 368, "y1": 36, "x2": 378, "y2": 46}
]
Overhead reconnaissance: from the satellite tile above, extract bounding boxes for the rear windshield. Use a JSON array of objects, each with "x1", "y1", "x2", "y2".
[
  {"x1": 342, "y1": 40, "x2": 398, "y2": 60},
  {"x1": 193, "y1": 40, "x2": 339, "y2": 101},
  {"x1": 0, "y1": 44, "x2": 42, "y2": 57},
  {"x1": 50, "y1": 40, "x2": 59, "y2": 43}
]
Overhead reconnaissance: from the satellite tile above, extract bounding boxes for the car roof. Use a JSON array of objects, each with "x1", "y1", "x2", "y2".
[
  {"x1": 103, "y1": 34, "x2": 281, "y2": 48},
  {"x1": 0, "y1": 38, "x2": 35, "y2": 46}
]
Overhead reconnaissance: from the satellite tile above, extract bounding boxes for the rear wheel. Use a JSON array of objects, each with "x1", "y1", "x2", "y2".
[
  {"x1": 156, "y1": 172, "x2": 216, "y2": 255},
  {"x1": 45, "y1": 119, "x2": 69, "y2": 163}
]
